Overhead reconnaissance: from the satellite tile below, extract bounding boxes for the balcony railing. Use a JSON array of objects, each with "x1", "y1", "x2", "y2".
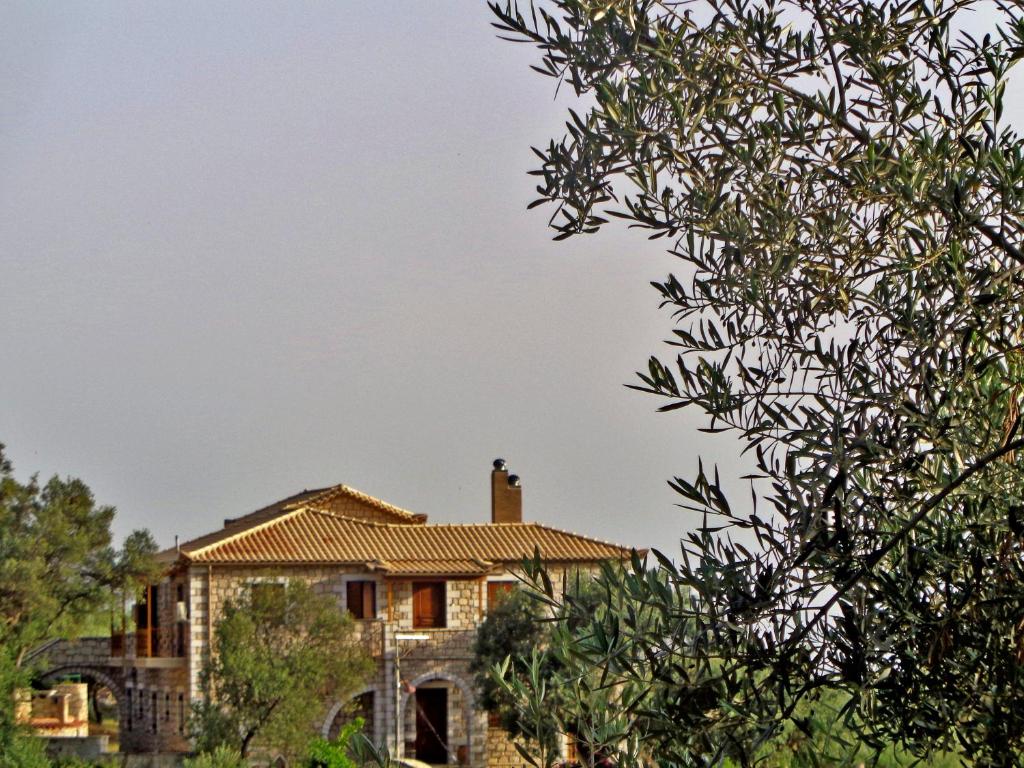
[
  {"x1": 399, "y1": 629, "x2": 475, "y2": 660},
  {"x1": 134, "y1": 628, "x2": 164, "y2": 658}
]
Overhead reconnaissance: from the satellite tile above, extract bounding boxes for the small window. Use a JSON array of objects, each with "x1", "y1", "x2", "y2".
[
  {"x1": 487, "y1": 581, "x2": 516, "y2": 611},
  {"x1": 151, "y1": 691, "x2": 158, "y2": 733},
  {"x1": 178, "y1": 693, "x2": 186, "y2": 735},
  {"x1": 412, "y1": 582, "x2": 446, "y2": 628},
  {"x1": 346, "y1": 581, "x2": 377, "y2": 620}
]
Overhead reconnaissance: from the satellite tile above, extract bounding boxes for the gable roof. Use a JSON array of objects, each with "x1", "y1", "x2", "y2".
[{"x1": 174, "y1": 507, "x2": 636, "y2": 572}]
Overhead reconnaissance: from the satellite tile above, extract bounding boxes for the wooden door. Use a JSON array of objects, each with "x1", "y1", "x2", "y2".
[{"x1": 414, "y1": 687, "x2": 448, "y2": 764}]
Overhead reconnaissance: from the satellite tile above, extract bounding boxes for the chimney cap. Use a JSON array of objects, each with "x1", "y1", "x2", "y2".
[
  {"x1": 493, "y1": 458, "x2": 507, "y2": 471},
  {"x1": 508, "y1": 474, "x2": 521, "y2": 487}
]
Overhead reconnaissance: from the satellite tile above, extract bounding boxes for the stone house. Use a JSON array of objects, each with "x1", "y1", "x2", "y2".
[{"x1": 37, "y1": 460, "x2": 638, "y2": 765}]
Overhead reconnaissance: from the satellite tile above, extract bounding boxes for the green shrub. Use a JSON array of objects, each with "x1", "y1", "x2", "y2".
[
  {"x1": 303, "y1": 717, "x2": 364, "y2": 768},
  {"x1": 183, "y1": 745, "x2": 247, "y2": 768}
]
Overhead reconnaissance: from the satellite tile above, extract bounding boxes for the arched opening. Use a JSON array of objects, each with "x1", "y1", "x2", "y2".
[
  {"x1": 399, "y1": 672, "x2": 475, "y2": 766},
  {"x1": 38, "y1": 667, "x2": 125, "y2": 754},
  {"x1": 323, "y1": 687, "x2": 378, "y2": 744}
]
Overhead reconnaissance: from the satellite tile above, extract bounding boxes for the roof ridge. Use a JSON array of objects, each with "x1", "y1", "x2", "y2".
[
  {"x1": 186, "y1": 507, "x2": 306, "y2": 558},
  {"x1": 302, "y1": 508, "x2": 635, "y2": 552},
  {"x1": 303, "y1": 483, "x2": 426, "y2": 522}
]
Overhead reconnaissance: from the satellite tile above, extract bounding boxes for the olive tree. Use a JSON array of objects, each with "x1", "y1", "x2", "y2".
[
  {"x1": 191, "y1": 580, "x2": 373, "y2": 760},
  {"x1": 489, "y1": 1, "x2": 1024, "y2": 765}
]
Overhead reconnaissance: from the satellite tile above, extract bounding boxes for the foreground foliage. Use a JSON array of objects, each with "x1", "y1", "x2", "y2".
[
  {"x1": 472, "y1": 586, "x2": 551, "y2": 737},
  {"x1": 191, "y1": 579, "x2": 373, "y2": 759},
  {"x1": 491, "y1": 0, "x2": 1024, "y2": 765}
]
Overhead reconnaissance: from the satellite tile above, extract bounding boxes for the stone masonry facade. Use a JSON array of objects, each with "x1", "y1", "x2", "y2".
[
  {"x1": 34, "y1": 562, "x2": 589, "y2": 765},
  {"x1": 31, "y1": 472, "x2": 632, "y2": 766}
]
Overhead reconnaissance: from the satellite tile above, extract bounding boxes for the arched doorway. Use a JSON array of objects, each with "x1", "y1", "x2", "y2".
[{"x1": 398, "y1": 672, "x2": 475, "y2": 766}]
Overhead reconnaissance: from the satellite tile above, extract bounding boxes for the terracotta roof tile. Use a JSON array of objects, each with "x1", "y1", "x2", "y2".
[
  {"x1": 159, "y1": 483, "x2": 425, "y2": 562},
  {"x1": 369, "y1": 559, "x2": 495, "y2": 577},
  {"x1": 179, "y1": 507, "x2": 636, "y2": 568}
]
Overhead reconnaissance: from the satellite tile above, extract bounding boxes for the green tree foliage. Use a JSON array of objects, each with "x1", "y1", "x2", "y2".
[
  {"x1": 191, "y1": 580, "x2": 373, "y2": 760},
  {"x1": 471, "y1": 587, "x2": 547, "y2": 734},
  {"x1": 490, "y1": 0, "x2": 1024, "y2": 765},
  {"x1": 183, "y1": 745, "x2": 248, "y2": 768},
  {"x1": 0, "y1": 443, "x2": 157, "y2": 762},
  {"x1": 0, "y1": 444, "x2": 158, "y2": 665},
  {"x1": 304, "y1": 717, "x2": 365, "y2": 768}
]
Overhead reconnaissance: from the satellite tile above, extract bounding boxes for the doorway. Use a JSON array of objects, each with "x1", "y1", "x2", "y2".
[{"x1": 414, "y1": 687, "x2": 448, "y2": 764}]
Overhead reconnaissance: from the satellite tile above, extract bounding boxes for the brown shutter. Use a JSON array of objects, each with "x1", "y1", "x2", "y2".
[
  {"x1": 413, "y1": 582, "x2": 446, "y2": 628},
  {"x1": 363, "y1": 583, "x2": 376, "y2": 618},
  {"x1": 487, "y1": 582, "x2": 515, "y2": 611},
  {"x1": 347, "y1": 581, "x2": 361, "y2": 619},
  {"x1": 347, "y1": 582, "x2": 377, "y2": 620}
]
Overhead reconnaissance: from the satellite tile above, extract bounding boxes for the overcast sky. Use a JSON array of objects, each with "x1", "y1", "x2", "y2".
[{"x1": 1, "y1": 2, "x2": 1016, "y2": 554}]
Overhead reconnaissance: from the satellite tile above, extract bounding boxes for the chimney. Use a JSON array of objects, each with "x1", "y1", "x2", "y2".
[{"x1": 491, "y1": 458, "x2": 522, "y2": 524}]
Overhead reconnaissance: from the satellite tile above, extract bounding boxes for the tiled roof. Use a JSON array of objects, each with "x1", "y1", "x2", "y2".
[
  {"x1": 301, "y1": 484, "x2": 427, "y2": 524},
  {"x1": 178, "y1": 507, "x2": 635, "y2": 569},
  {"x1": 368, "y1": 559, "x2": 495, "y2": 577},
  {"x1": 158, "y1": 483, "x2": 426, "y2": 563}
]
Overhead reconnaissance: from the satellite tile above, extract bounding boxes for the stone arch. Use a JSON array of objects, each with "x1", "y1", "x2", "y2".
[
  {"x1": 39, "y1": 665, "x2": 125, "y2": 704},
  {"x1": 38, "y1": 665, "x2": 127, "y2": 740},
  {"x1": 399, "y1": 670, "x2": 476, "y2": 765},
  {"x1": 321, "y1": 683, "x2": 379, "y2": 740}
]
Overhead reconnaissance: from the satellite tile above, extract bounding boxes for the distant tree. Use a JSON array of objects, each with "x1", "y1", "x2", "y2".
[
  {"x1": 191, "y1": 580, "x2": 373, "y2": 760},
  {"x1": 490, "y1": 0, "x2": 1024, "y2": 765},
  {"x1": 0, "y1": 442, "x2": 157, "y2": 760}
]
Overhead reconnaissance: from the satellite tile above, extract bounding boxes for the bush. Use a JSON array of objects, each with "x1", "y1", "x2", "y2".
[
  {"x1": 303, "y1": 717, "x2": 364, "y2": 768},
  {"x1": 183, "y1": 746, "x2": 247, "y2": 768}
]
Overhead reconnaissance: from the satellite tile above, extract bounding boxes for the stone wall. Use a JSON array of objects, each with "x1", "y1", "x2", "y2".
[
  {"x1": 163, "y1": 560, "x2": 599, "y2": 763},
  {"x1": 121, "y1": 666, "x2": 190, "y2": 753},
  {"x1": 486, "y1": 726, "x2": 533, "y2": 768}
]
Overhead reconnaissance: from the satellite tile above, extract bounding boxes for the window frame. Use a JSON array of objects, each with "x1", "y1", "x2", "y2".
[
  {"x1": 411, "y1": 581, "x2": 446, "y2": 629},
  {"x1": 486, "y1": 580, "x2": 517, "y2": 612},
  {"x1": 346, "y1": 580, "x2": 378, "y2": 620}
]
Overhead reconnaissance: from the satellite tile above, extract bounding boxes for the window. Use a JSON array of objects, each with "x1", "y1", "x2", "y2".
[
  {"x1": 164, "y1": 691, "x2": 170, "y2": 722},
  {"x1": 487, "y1": 581, "x2": 516, "y2": 611},
  {"x1": 412, "y1": 582, "x2": 446, "y2": 628},
  {"x1": 178, "y1": 693, "x2": 186, "y2": 735},
  {"x1": 346, "y1": 581, "x2": 376, "y2": 620},
  {"x1": 151, "y1": 691, "x2": 158, "y2": 733},
  {"x1": 126, "y1": 689, "x2": 133, "y2": 732}
]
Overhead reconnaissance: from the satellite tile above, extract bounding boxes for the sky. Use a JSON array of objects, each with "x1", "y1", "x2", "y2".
[
  {"x1": 1, "y1": 2, "x2": 1017, "y2": 555},
  {"x1": 0, "y1": 1, "x2": 714, "y2": 553}
]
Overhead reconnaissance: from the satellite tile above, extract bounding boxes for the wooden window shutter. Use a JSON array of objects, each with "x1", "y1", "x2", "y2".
[
  {"x1": 363, "y1": 583, "x2": 376, "y2": 618},
  {"x1": 487, "y1": 581, "x2": 515, "y2": 611},
  {"x1": 347, "y1": 581, "x2": 376, "y2": 620},
  {"x1": 413, "y1": 582, "x2": 445, "y2": 628}
]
